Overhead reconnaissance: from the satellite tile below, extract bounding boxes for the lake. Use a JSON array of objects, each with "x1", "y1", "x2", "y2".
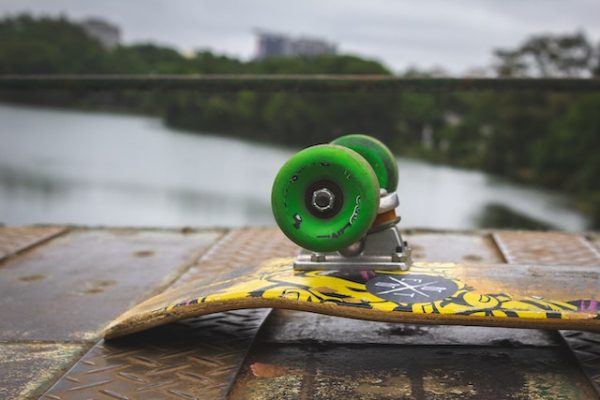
[{"x1": 0, "y1": 103, "x2": 589, "y2": 231}]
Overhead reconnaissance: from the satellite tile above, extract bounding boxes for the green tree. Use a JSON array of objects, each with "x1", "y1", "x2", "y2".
[
  {"x1": 494, "y1": 32, "x2": 596, "y2": 77},
  {"x1": 0, "y1": 15, "x2": 108, "y2": 73}
]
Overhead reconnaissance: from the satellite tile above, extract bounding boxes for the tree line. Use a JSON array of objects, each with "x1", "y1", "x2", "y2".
[{"x1": 1, "y1": 15, "x2": 598, "y2": 227}]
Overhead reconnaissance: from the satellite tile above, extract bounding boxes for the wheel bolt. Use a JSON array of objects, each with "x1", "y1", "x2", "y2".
[{"x1": 312, "y1": 188, "x2": 335, "y2": 212}]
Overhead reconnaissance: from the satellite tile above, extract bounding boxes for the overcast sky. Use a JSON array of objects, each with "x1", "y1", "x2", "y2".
[{"x1": 2, "y1": 0, "x2": 599, "y2": 74}]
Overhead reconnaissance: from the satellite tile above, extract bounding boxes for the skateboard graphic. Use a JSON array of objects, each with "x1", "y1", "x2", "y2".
[{"x1": 104, "y1": 134, "x2": 600, "y2": 339}]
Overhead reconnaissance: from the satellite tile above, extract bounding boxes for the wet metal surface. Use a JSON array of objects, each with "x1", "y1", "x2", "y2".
[
  {"x1": 102, "y1": 228, "x2": 297, "y2": 338},
  {"x1": 560, "y1": 331, "x2": 600, "y2": 394},
  {"x1": 494, "y1": 231, "x2": 600, "y2": 266},
  {"x1": 0, "y1": 342, "x2": 86, "y2": 400},
  {"x1": 2, "y1": 228, "x2": 599, "y2": 399},
  {"x1": 493, "y1": 231, "x2": 600, "y2": 397},
  {"x1": 236, "y1": 230, "x2": 597, "y2": 399},
  {"x1": 42, "y1": 310, "x2": 270, "y2": 400},
  {"x1": 405, "y1": 232, "x2": 504, "y2": 264},
  {"x1": 176, "y1": 227, "x2": 297, "y2": 285},
  {"x1": 41, "y1": 228, "x2": 290, "y2": 399},
  {"x1": 0, "y1": 226, "x2": 65, "y2": 261},
  {"x1": 0, "y1": 228, "x2": 222, "y2": 341},
  {"x1": 229, "y1": 343, "x2": 597, "y2": 400},
  {"x1": 262, "y1": 309, "x2": 562, "y2": 347}
]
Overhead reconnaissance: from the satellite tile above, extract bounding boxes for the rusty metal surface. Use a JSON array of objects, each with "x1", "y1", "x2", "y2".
[
  {"x1": 0, "y1": 342, "x2": 86, "y2": 400},
  {"x1": 406, "y1": 232, "x2": 503, "y2": 263},
  {"x1": 494, "y1": 231, "x2": 600, "y2": 266},
  {"x1": 42, "y1": 310, "x2": 270, "y2": 400},
  {"x1": 234, "y1": 230, "x2": 596, "y2": 399},
  {"x1": 493, "y1": 230, "x2": 600, "y2": 397},
  {"x1": 0, "y1": 228, "x2": 222, "y2": 341},
  {"x1": 229, "y1": 342, "x2": 597, "y2": 400},
  {"x1": 41, "y1": 228, "x2": 291, "y2": 399},
  {"x1": 0, "y1": 226, "x2": 65, "y2": 262},
  {"x1": 176, "y1": 227, "x2": 297, "y2": 285},
  {"x1": 0, "y1": 228, "x2": 597, "y2": 399},
  {"x1": 262, "y1": 309, "x2": 561, "y2": 347},
  {"x1": 102, "y1": 229, "x2": 296, "y2": 339},
  {"x1": 560, "y1": 331, "x2": 600, "y2": 395}
]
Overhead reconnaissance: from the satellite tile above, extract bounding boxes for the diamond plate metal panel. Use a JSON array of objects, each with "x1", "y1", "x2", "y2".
[
  {"x1": 261, "y1": 309, "x2": 562, "y2": 347},
  {"x1": 175, "y1": 227, "x2": 297, "y2": 286},
  {"x1": 228, "y1": 230, "x2": 597, "y2": 399},
  {"x1": 0, "y1": 226, "x2": 65, "y2": 261},
  {"x1": 0, "y1": 342, "x2": 86, "y2": 400},
  {"x1": 406, "y1": 232, "x2": 504, "y2": 263},
  {"x1": 229, "y1": 342, "x2": 598, "y2": 400},
  {"x1": 0, "y1": 229, "x2": 222, "y2": 341},
  {"x1": 494, "y1": 231, "x2": 600, "y2": 266},
  {"x1": 42, "y1": 310, "x2": 270, "y2": 400},
  {"x1": 41, "y1": 228, "x2": 291, "y2": 399},
  {"x1": 560, "y1": 331, "x2": 600, "y2": 394},
  {"x1": 493, "y1": 230, "x2": 600, "y2": 397}
]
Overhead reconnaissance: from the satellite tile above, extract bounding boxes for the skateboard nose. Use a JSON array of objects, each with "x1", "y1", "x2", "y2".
[{"x1": 312, "y1": 188, "x2": 335, "y2": 212}]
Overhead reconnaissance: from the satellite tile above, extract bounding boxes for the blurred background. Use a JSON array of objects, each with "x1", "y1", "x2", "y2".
[{"x1": 0, "y1": 1, "x2": 598, "y2": 231}]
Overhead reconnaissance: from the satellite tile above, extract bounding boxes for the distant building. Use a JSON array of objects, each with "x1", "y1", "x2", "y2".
[
  {"x1": 79, "y1": 18, "x2": 121, "y2": 49},
  {"x1": 255, "y1": 31, "x2": 336, "y2": 59}
]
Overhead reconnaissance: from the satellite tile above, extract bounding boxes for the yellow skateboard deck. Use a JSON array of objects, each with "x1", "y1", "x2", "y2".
[{"x1": 104, "y1": 258, "x2": 600, "y2": 339}]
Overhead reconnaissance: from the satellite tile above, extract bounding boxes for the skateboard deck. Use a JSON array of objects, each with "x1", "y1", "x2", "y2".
[{"x1": 103, "y1": 258, "x2": 600, "y2": 339}]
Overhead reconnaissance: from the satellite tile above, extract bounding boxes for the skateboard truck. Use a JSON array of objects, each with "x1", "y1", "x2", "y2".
[
  {"x1": 272, "y1": 134, "x2": 412, "y2": 272},
  {"x1": 294, "y1": 190, "x2": 412, "y2": 271}
]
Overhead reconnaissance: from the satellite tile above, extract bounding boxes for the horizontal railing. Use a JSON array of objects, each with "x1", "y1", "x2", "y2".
[{"x1": 0, "y1": 75, "x2": 599, "y2": 92}]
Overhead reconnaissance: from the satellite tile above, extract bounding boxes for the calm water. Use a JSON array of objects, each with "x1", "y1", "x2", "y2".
[{"x1": 0, "y1": 103, "x2": 589, "y2": 231}]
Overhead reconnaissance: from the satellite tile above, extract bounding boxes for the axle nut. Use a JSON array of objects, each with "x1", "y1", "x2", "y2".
[{"x1": 312, "y1": 188, "x2": 335, "y2": 212}]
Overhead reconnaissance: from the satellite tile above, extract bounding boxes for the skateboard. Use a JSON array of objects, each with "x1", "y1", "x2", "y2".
[
  {"x1": 104, "y1": 134, "x2": 600, "y2": 339},
  {"x1": 104, "y1": 257, "x2": 600, "y2": 338}
]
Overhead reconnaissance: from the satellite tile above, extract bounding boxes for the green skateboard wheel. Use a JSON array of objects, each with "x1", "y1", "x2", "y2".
[
  {"x1": 331, "y1": 134, "x2": 398, "y2": 192},
  {"x1": 272, "y1": 144, "x2": 380, "y2": 253}
]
